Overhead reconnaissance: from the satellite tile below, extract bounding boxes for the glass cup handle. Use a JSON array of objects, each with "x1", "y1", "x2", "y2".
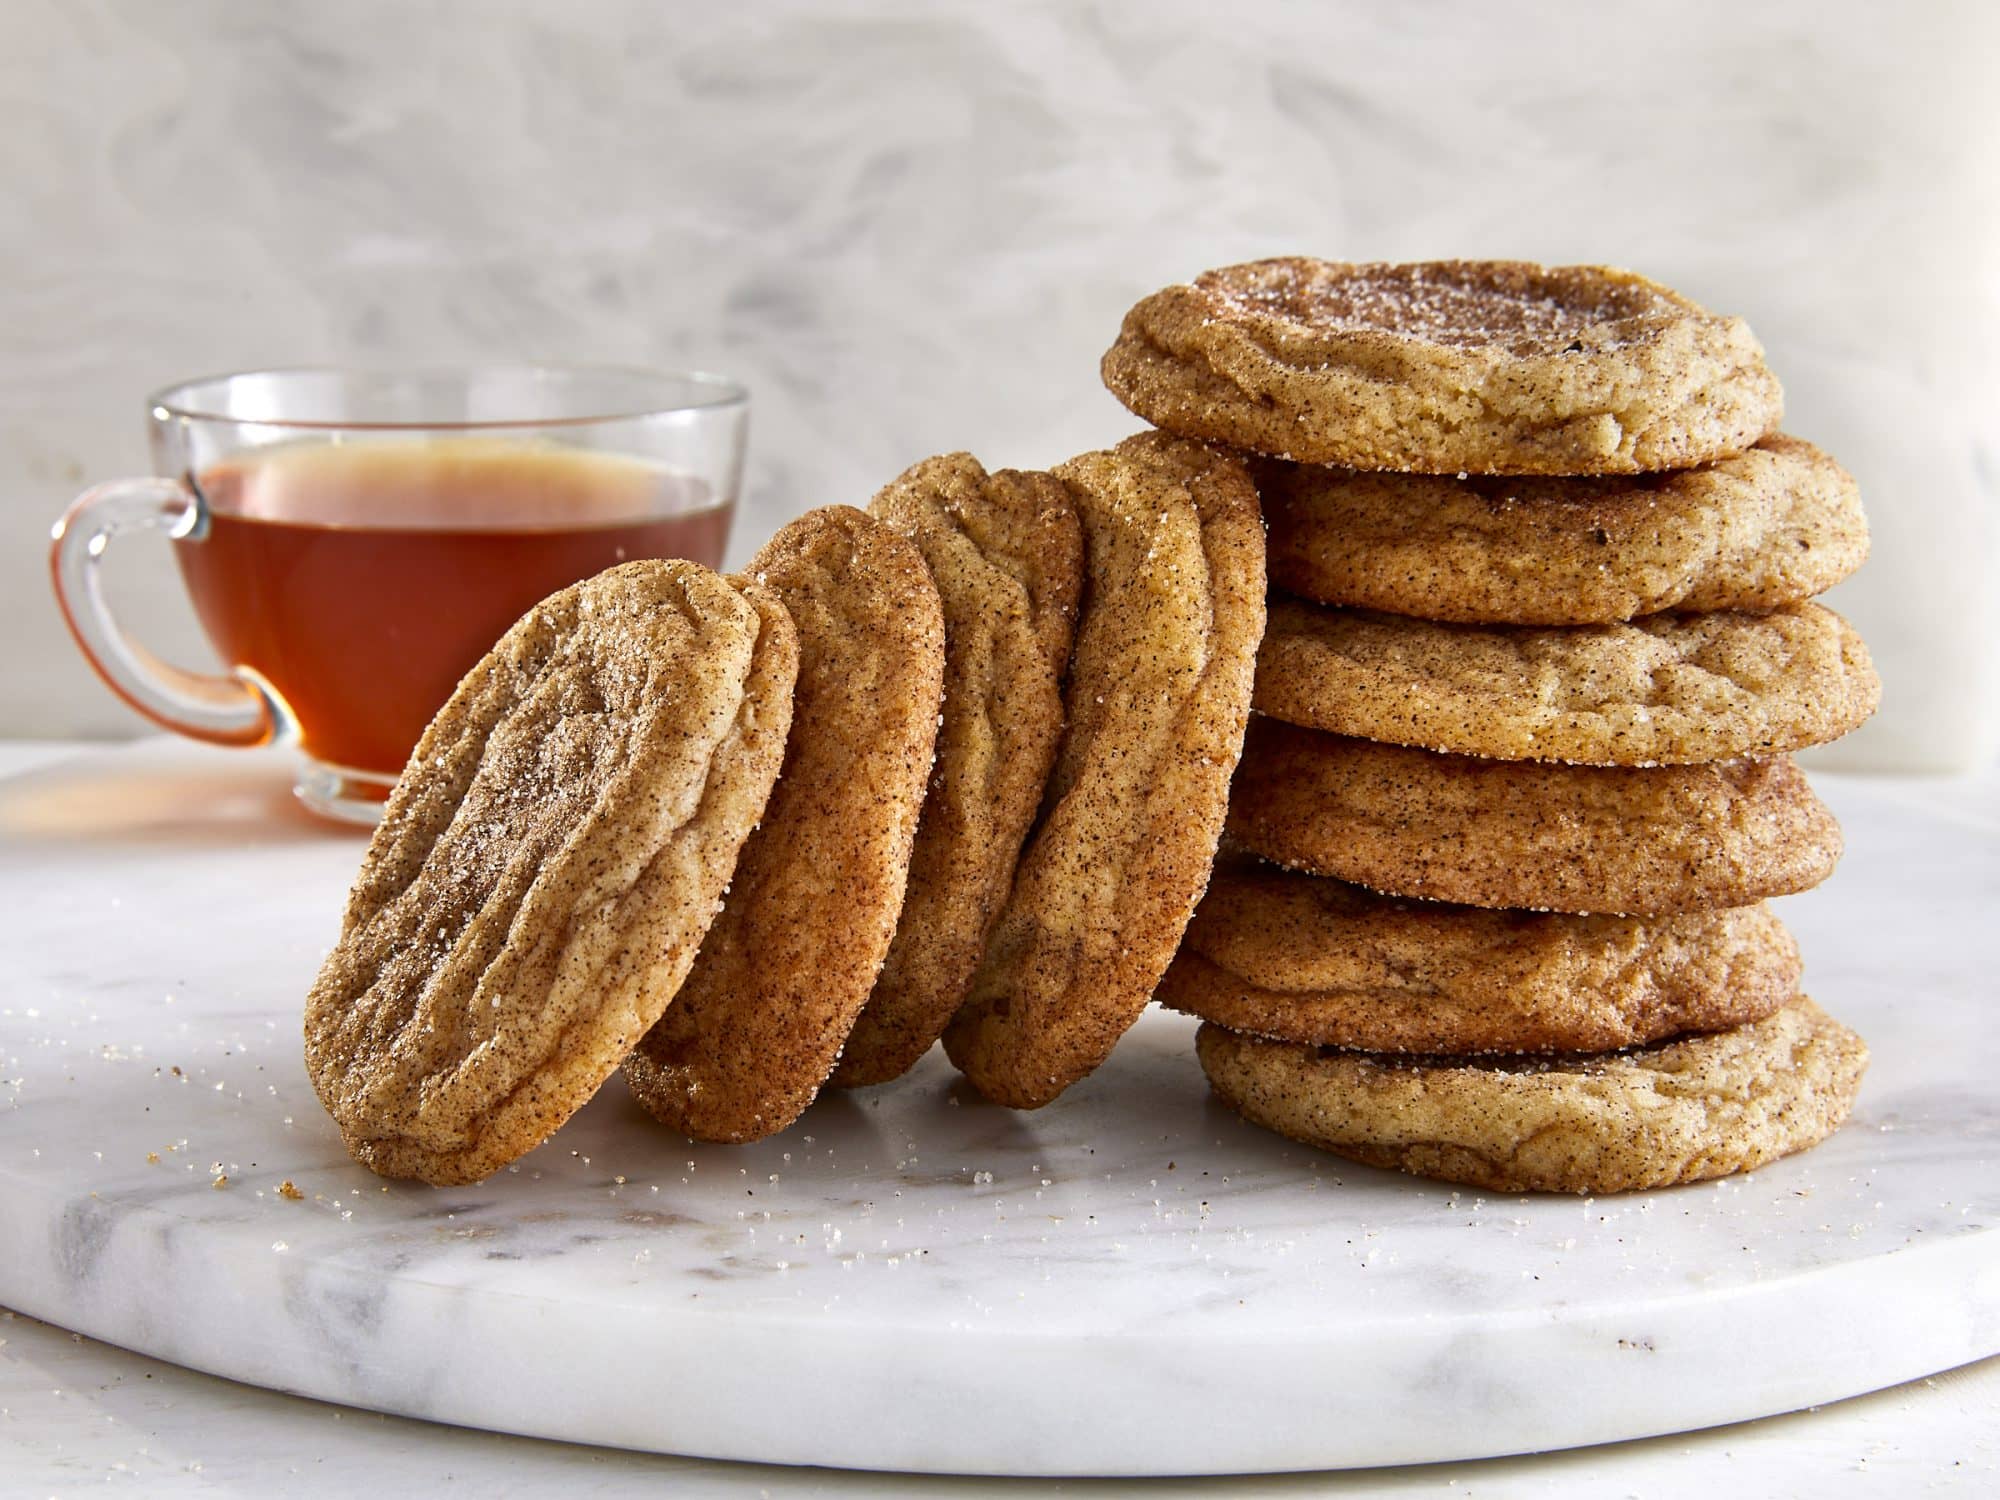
[{"x1": 49, "y1": 477, "x2": 275, "y2": 746}]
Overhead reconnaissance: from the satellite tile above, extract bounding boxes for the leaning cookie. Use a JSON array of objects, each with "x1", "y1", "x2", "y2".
[
  {"x1": 1103, "y1": 259, "x2": 1782, "y2": 474},
  {"x1": 1254, "y1": 596, "x2": 1879, "y2": 765},
  {"x1": 1160, "y1": 864, "x2": 1801, "y2": 1056},
  {"x1": 943, "y1": 433, "x2": 1266, "y2": 1109},
  {"x1": 624, "y1": 508, "x2": 944, "y2": 1143},
  {"x1": 1195, "y1": 998, "x2": 1869, "y2": 1194},
  {"x1": 1227, "y1": 720, "x2": 1842, "y2": 915},
  {"x1": 305, "y1": 560, "x2": 798, "y2": 1185},
  {"x1": 1260, "y1": 435, "x2": 1867, "y2": 625},
  {"x1": 831, "y1": 455, "x2": 1084, "y2": 1088}
]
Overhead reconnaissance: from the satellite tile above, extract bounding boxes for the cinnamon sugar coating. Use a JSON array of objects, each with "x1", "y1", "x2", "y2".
[
  {"x1": 1196, "y1": 998, "x2": 1869, "y2": 1194},
  {"x1": 624, "y1": 507, "x2": 944, "y2": 1142},
  {"x1": 1103, "y1": 259, "x2": 1782, "y2": 474},
  {"x1": 1260, "y1": 435, "x2": 1868, "y2": 624},
  {"x1": 1159, "y1": 863, "x2": 1800, "y2": 1055},
  {"x1": 832, "y1": 454, "x2": 1083, "y2": 1087},
  {"x1": 943, "y1": 433, "x2": 1265, "y2": 1108},
  {"x1": 1226, "y1": 720, "x2": 1841, "y2": 916},
  {"x1": 1253, "y1": 596, "x2": 1879, "y2": 765},
  {"x1": 305, "y1": 561, "x2": 798, "y2": 1184}
]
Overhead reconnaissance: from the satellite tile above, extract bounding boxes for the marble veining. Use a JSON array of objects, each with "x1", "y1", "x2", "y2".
[{"x1": 0, "y1": 740, "x2": 1995, "y2": 1475}]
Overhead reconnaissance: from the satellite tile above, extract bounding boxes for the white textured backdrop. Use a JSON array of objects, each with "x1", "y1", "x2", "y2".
[{"x1": 4, "y1": 0, "x2": 1995, "y2": 768}]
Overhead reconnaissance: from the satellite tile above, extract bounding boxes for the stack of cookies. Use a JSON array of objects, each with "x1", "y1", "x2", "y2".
[
  {"x1": 1104, "y1": 259, "x2": 1880, "y2": 1193},
  {"x1": 300, "y1": 255, "x2": 1883, "y2": 1199}
]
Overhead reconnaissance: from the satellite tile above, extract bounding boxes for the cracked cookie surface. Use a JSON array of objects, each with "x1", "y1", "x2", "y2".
[
  {"x1": 305, "y1": 560, "x2": 798, "y2": 1185},
  {"x1": 1102, "y1": 258, "x2": 1782, "y2": 474},
  {"x1": 1254, "y1": 596, "x2": 1879, "y2": 765},
  {"x1": 1260, "y1": 435, "x2": 1868, "y2": 624},
  {"x1": 624, "y1": 507, "x2": 944, "y2": 1142},
  {"x1": 1195, "y1": 997, "x2": 1868, "y2": 1193},
  {"x1": 1159, "y1": 863, "x2": 1800, "y2": 1055},
  {"x1": 1226, "y1": 720, "x2": 1841, "y2": 915},
  {"x1": 832, "y1": 454, "x2": 1083, "y2": 1088},
  {"x1": 943, "y1": 433, "x2": 1265, "y2": 1108}
]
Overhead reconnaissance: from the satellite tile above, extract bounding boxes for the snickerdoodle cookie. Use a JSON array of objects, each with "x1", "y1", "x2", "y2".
[
  {"x1": 625, "y1": 508, "x2": 944, "y2": 1142},
  {"x1": 1158, "y1": 863, "x2": 1800, "y2": 1055},
  {"x1": 1226, "y1": 720, "x2": 1842, "y2": 915},
  {"x1": 1195, "y1": 997, "x2": 1869, "y2": 1193},
  {"x1": 1260, "y1": 435, "x2": 1869, "y2": 624},
  {"x1": 1253, "y1": 596, "x2": 1879, "y2": 765},
  {"x1": 831, "y1": 454, "x2": 1083, "y2": 1088},
  {"x1": 305, "y1": 560, "x2": 798, "y2": 1185},
  {"x1": 943, "y1": 433, "x2": 1265, "y2": 1108},
  {"x1": 1103, "y1": 259, "x2": 1782, "y2": 474}
]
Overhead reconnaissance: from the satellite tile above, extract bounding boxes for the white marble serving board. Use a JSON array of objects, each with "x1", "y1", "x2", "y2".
[{"x1": 0, "y1": 740, "x2": 1995, "y2": 1477}]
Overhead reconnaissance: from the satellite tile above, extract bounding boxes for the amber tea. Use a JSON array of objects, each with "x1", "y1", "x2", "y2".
[{"x1": 176, "y1": 439, "x2": 732, "y2": 780}]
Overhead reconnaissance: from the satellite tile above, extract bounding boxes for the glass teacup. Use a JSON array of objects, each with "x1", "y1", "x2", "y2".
[{"x1": 51, "y1": 365, "x2": 747, "y2": 823}]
